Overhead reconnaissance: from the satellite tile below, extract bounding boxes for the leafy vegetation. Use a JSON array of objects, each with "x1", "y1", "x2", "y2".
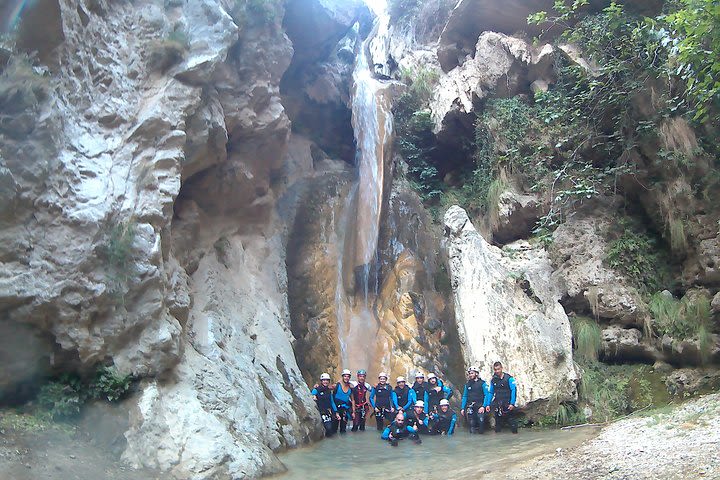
[
  {"x1": 101, "y1": 220, "x2": 136, "y2": 298},
  {"x1": 605, "y1": 218, "x2": 671, "y2": 293},
  {"x1": 648, "y1": 291, "x2": 714, "y2": 362},
  {"x1": 393, "y1": 66, "x2": 442, "y2": 202},
  {"x1": 36, "y1": 367, "x2": 133, "y2": 420},
  {"x1": 571, "y1": 316, "x2": 602, "y2": 361},
  {"x1": 657, "y1": 0, "x2": 720, "y2": 122}
]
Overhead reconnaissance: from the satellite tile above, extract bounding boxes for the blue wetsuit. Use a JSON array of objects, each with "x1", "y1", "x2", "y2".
[
  {"x1": 394, "y1": 385, "x2": 416, "y2": 411},
  {"x1": 334, "y1": 382, "x2": 353, "y2": 433},
  {"x1": 488, "y1": 373, "x2": 518, "y2": 433},
  {"x1": 423, "y1": 384, "x2": 452, "y2": 413},
  {"x1": 381, "y1": 421, "x2": 420, "y2": 444}
]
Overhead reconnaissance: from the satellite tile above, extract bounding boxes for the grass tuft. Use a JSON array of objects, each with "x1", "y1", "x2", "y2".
[{"x1": 571, "y1": 316, "x2": 602, "y2": 361}]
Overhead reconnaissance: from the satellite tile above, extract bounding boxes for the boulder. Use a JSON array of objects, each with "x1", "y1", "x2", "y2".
[
  {"x1": 712, "y1": 292, "x2": 720, "y2": 314},
  {"x1": 444, "y1": 206, "x2": 578, "y2": 413},
  {"x1": 601, "y1": 325, "x2": 664, "y2": 363},
  {"x1": 493, "y1": 190, "x2": 543, "y2": 244},
  {"x1": 549, "y1": 199, "x2": 649, "y2": 327},
  {"x1": 665, "y1": 368, "x2": 720, "y2": 397}
]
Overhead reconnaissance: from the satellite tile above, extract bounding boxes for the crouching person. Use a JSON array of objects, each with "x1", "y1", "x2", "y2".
[
  {"x1": 406, "y1": 400, "x2": 430, "y2": 434},
  {"x1": 429, "y1": 399, "x2": 456, "y2": 435},
  {"x1": 312, "y1": 373, "x2": 339, "y2": 437},
  {"x1": 381, "y1": 412, "x2": 421, "y2": 447}
]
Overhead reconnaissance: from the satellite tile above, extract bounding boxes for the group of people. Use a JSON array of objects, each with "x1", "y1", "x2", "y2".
[{"x1": 311, "y1": 361, "x2": 518, "y2": 446}]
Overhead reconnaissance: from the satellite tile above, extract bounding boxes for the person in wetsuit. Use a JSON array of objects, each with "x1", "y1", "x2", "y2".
[
  {"x1": 411, "y1": 372, "x2": 428, "y2": 410},
  {"x1": 394, "y1": 376, "x2": 416, "y2": 412},
  {"x1": 405, "y1": 400, "x2": 430, "y2": 434},
  {"x1": 461, "y1": 365, "x2": 490, "y2": 434},
  {"x1": 486, "y1": 361, "x2": 518, "y2": 434},
  {"x1": 380, "y1": 412, "x2": 421, "y2": 446},
  {"x1": 333, "y1": 369, "x2": 353, "y2": 434},
  {"x1": 351, "y1": 369, "x2": 371, "y2": 432},
  {"x1": 311, "y1": 373, "x2": 339, "y2": 437},
  {"x1": 424, "y1": 373, "x2": 452, "y2": 413},
  {"x1": 429, "y1": 398, "x2": 457, "y2": 435},
  {"x1": 370, "y1": 372, "x2": 398, "y2": 431}
]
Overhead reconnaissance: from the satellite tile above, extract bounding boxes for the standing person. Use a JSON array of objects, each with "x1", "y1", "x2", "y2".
[
  {"x1": 370, "y1": 372, "x2": 398, "y2": 431},
  {"x1": 351, "y1": 369, "x2": 371, "y2": 432},
  {"x1": 486, "y1": 361, "x2": 518, "y2": 434},
  {"x1": 429, "y1": 399, "x2": 456, "y2": 435},
  {"x1": 380, "y1": 412, "x2": 421, "y2": 446},
  {"x1": 311, "y1": 373, "x2": 339, "y2": 437},
  {"x1": 411, "y1": 372, "x2": 428, "y2": 409},
  {"x1": 424, "y1": 373, "x2": 452, "y2": 413},
  {"x1": 394, "y1": 376, "x2": 415, "y2": 412},
  {"x1": 405, "y1": 400, "x2": 430, "y2": 434},
  {"x1": 333, "y1": 369, "x2": 353, "y2": 434},
  {"x1": 460, "y1": 366, "x2": 490, "y2": 434}
]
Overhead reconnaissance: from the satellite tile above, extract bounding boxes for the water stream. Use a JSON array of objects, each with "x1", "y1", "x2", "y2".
[
  {"x1": 273, "y1": 429, "x2": 598, "y2": 479},
  {"x1": 334, "y1": 12, "x2": 394, "y2": 374}
]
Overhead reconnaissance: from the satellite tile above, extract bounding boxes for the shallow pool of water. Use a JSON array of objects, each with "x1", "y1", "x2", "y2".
[{"x1": 273, "y1": 427, "x2": 598, "y2": 479}]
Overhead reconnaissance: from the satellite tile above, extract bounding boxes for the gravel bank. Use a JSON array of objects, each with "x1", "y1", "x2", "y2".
[{"x1": 505, "y1": 393, "x2": 720, "y2": 480}]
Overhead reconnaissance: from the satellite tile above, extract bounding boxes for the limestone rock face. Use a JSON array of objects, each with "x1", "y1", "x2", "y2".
[
  {"x1": 430, "y1": 32, "x2": 555, "y2": 135},
  {"x1": 601, "y1": 325, "x2": 663, "y2": 363},
  {"x1": 123, "y1": 225, "x2": 322, "y2": 479},
  {"x1": 375, "y1": 178, "x2": 463, "y2": 385},
  {"x1": 0, "y1": 0, "x2": 351, "y2": 477},
  {"x1": 443, "y1": 206, "x2": 578, "y2": 412},
  {"x1": 549, "y1": 200, "x2": 649, "y2": 327},
  {"x1": 437, "y1": 0, "x2": 555, "y2": 71}
]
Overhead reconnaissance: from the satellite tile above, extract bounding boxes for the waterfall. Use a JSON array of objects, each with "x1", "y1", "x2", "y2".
[{"x1": 335, "y1": 10, "x2": 394, "y2": 374}]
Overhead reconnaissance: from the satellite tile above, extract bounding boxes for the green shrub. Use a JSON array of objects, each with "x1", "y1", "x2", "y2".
[
  {"x1": 577, "y1": 360, "x2": 668, "y2": 422},
  {"x1": 394, "y1": 66, "x2": 441, "y2": 202},
  {"x1": 648, "y1": 292, "x2": 714, "y2": 362},
  {"x1": 605, "y1": 219, "x2": 670, "y2": 293},
  {"x1": 571, "y1": 316, "x2": 602, "y2": 361},
  {"x1": 89, "y1": 366, "x2": 132, "y2": 402},
  {"x1": 36, "y1": 367, "x2": 133, "y2": 421},
  {"x1": 37, "y1": 375, "x2": 84, "y2": 420}
]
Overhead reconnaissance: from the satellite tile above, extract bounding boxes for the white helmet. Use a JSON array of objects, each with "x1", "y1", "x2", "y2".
[
  {"x1": 439, "y1": 399, "x2": 450, "y2": 406},
  {"x1": 320, "y1": 373, "x2": 331, "y2": 380},
  {"x1": 341, "y1": 369, "x2": 351, "y2": 376},
  {"x1": 427, "y1": 373, "x2": 437, "y2": 380},
  {"x1": 468, "y1": 366, "x2": 480, "y2": 374},
  {"x1": 378, "y1": 372, "x2": 388, "y2": 379},
  {"x1": 414, "y1": 400, "x2": 425, "y2": 408},
  {"x1": 415, "y1": 372, "x2": 424, "y2": 378},
  {"x1": 396, "y1": 376, "x2": 406, "y2": 383}
]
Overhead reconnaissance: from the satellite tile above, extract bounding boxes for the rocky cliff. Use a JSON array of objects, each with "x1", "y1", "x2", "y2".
[{"x1": 0, "y1": 0, "x2": 365, "y2": 477}]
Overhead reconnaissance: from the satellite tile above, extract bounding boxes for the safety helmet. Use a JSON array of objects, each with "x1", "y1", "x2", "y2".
[
  {"x1": 320, "y1": 373, "x2": 331, "y2": 380},
  {"x1": 414, "y1": 400, "x2": 425, "y2": 408},
  {"x1": 378, "y1": 372, "x2": 388, "y2": 379},
  {"x1": 427, "y1": 373, "x2": 437, "y2": 380},
  {"x1": 341, "y1": 369, "x2": 351, "y2": 376},
  {"x1": 439, "y1": 399, "x2": 450, "y2": 406},
  {"x1": 357, "y1": 369, "x2": 367, "y2": 375},
  {"x1": 468, "y1": 366, "x2": 480, "y2": 374},
  {"x1": 396, "y1": 376, "x2": 406, "y2": 383},
  {"x1": 415, "y1": 371, "x2": 424, "y2": 378}
]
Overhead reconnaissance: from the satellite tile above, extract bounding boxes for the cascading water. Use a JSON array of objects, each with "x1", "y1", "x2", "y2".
[{"x1": 335, "y1": 10, "x2": 394, "y2": 374}]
